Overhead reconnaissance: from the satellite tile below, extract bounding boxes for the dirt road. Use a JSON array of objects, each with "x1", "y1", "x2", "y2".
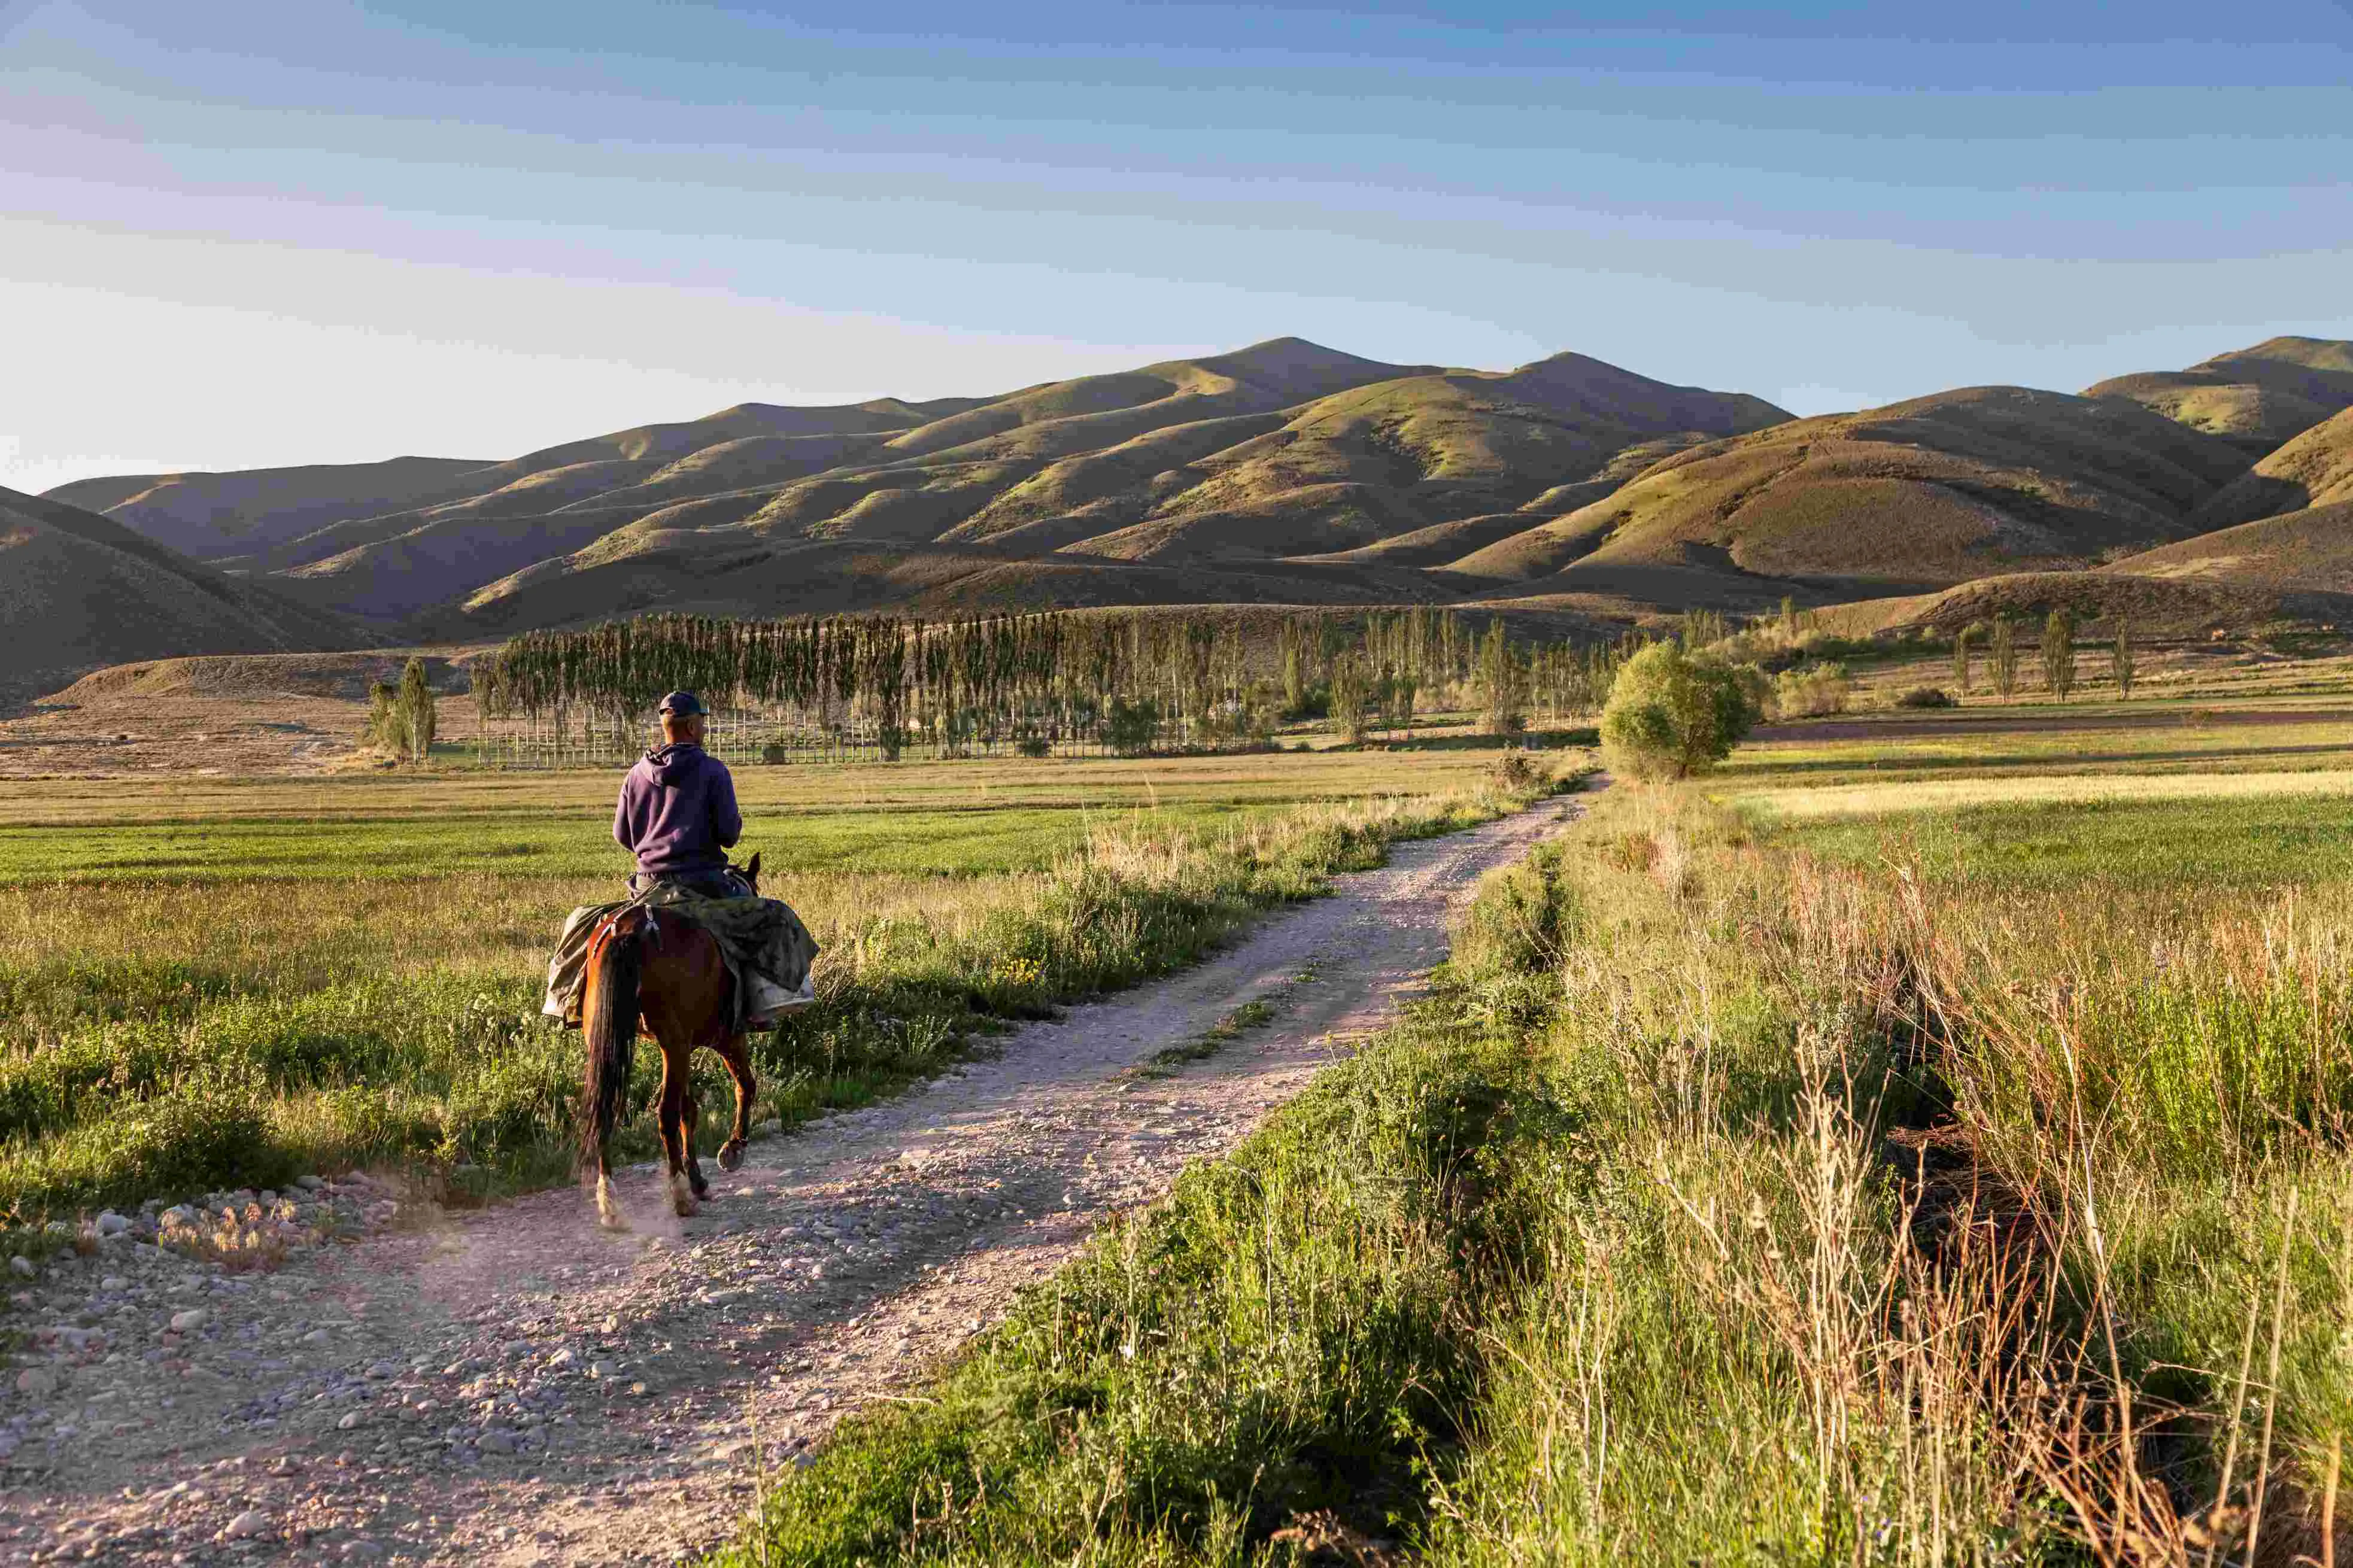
[{"x1": 0, "y1": 797, "x2": 1577, "y2": 1566}]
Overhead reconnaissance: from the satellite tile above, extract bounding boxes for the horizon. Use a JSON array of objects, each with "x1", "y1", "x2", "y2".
[{"x1": 4, "y1": 0, "x2": 2350, "y2": 493}]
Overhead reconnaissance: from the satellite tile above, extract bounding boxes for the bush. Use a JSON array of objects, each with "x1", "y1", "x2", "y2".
[
  {"x1": 1770, "y1": 661, "x2": 1850, "y2": 718},
  {"x1": 1897, "y1": 685, "x2": 1958, "y2": 709},
  {"x1": 1598, "y1": 643, "x2": 1763, "y2": 781}
]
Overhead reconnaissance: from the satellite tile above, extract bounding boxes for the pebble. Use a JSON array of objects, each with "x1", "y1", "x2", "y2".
[
  {"x1": 15, "y1": 1366, "x2": 59, "y2": 1396},
  {"x1": 101, "y1": 1275, "x2": 130, "y2": 1292},
  {"x1": 169, "y1": 1308, "x2": 210, "y2": 1332},
  {"x1": 223, "y1": 1508, "x2": 272, "y2": 1539},
  {"x1": 95, "y1": 1211, "x2": 130, "y2": 1237},
  {"x1": 7, "y1": 1255, "x2": 33, "y2": 1280},
  {"x1": 478, "y1": 1430, "x2": 517, "y2": 1455},
  {"x1": 338, "y1": 1410, "x2": 368, "y2": 1430}
]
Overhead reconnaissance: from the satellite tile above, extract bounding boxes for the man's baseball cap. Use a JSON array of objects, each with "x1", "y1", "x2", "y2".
[{"x1": 658, "y1": 690, "x2": 709, "y2": 717}]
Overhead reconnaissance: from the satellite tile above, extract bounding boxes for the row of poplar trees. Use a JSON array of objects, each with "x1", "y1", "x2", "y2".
[
  {"x1": 476, "y1": 609, "x2": 1625, "y2": 763},
  {"x1": 1948, "y1": 609, "x2": 2137, "y2": 699}
]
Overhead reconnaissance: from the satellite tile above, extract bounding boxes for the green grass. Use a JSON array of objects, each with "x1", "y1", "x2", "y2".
[
  {"x1": 0, "y1": 751, "x2": 1521, "y2": 885},
  {"x1": 1775, "y1": 792, "x2": 2353, "y2": 889},
  {"x1": 0, "y1": 750, "x2": 1563, "y2": 1223}
]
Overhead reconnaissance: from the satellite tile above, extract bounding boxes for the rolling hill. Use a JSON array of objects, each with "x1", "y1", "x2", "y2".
[
  {"x1": 2084, "y1": 336, "x2": 2353, "y2": 455},
  {"x1": 35, "y1": 332, "x2": 2353, "y2": 664},
  {"x1": 2190, "y1": 406, "x2": 2353, "y2": 530},
  {"x1": 1438, "y1": 385, "x2": 2252, "y2": 611},
  {"x1": 44, "y1": 457, "x2": 493, "y2": 561},
  {"x1": 44, "y1": 339, "x2": 1788, "y2": 636},
  {"x1": 0, "y1": 485, "x2": 360, "y2": 698}
]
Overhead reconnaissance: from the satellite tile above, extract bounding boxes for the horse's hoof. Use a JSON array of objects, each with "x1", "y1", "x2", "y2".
[
  {"x1": 594, "y1": 1177, "x2": 627, "y2": 1231},
  {"x1": 717, "y1": 1141, "x2": 744, "y2": 1172},
  {"x1": 666, "y1": 1170, "x2": 698, "y2": 1218}
]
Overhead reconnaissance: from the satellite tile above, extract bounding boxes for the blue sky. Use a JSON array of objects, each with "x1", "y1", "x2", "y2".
[{"x1": 4, "y1": 0, "x2": 2349, "y2": 491}]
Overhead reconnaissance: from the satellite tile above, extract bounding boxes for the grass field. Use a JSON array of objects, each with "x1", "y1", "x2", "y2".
[
  {"x1": 720, "y1": 692, "x2": 2353, "y2": 1565},
  {"x1": 0, "y1": 749, "x2": 1556, "y2": 1223}
]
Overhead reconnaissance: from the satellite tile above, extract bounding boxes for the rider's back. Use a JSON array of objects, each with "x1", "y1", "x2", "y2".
[{"x1": 613, "y1": 742, "x2": 742, "y2": 878}]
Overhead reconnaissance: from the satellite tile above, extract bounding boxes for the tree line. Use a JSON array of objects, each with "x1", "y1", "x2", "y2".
[{"x1": 471, "y1": 609, "x2": 1638, "y2": 765}]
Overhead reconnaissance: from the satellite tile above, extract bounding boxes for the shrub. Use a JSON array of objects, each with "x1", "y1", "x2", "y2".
[
  {"x1": 1770, "y1": 661, "x2": 1850, "y2": 719},
  {"x1": 1897, "y1": 685, "x2": 1958, "y2": 709},
  {"x1": 1598, "y1": 643, "x2": 1763, "y2": 781}
]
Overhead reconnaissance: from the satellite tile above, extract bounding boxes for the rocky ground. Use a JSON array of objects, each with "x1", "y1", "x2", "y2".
[{"x1": 0, "y1": 798, "x2": 1577, "y2": 1565}]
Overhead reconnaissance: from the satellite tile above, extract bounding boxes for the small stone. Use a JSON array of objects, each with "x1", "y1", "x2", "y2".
[
  {"x1": 478, "y1": 1430, "x2": 516, "y2": 1455},
  {"x1": 337, "y1": 1410, "x2": 366, "y2": 1430},
  {"x1": 300, "y1": 1329, "x2": 333, "y2": 1347},
  {"x1": 223, "y1": 1509, "x2": 271, "y2": 1539},
  {"x1": 545, "y1": 1348, "x2": 577, "y2": 1370},
  {"x1": 588, "y1": 1360, "x2": 617, "y2": 1380},
  {"x1": 169, "y1": 1308, "x2": 210, "y2": 1333},
  {"x1": 15, "y1": 1366, "x2": 58, "y2": 1396},
  {"x1": 100, "y1": 1275, "x2": 130, "y2": 1292},
  {"x1": 95, "y1": 1211, "x2": 130, "y2": 1237},
  {"x1": 7, "y1": 1256, "x2": 33, "y2": 1280},
  {"x1": 296, "y1": 1174, "x2": 325, "y2": 1192},
  {"x1": 341, "y1": 1543, "x2": 384, "y2": 1560}
]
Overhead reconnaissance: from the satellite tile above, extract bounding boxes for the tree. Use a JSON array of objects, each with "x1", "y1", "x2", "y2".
[
  {"x1": 2041, "y1": 609, "x2": 2076, "y2": 698},
  {"x1": 1477, "y1": 621, "x2": 1526, "y2": 736},
  {"x1": 1599, "y1": 642, "x2": 1763, "y2": 781},
  {"x1": 1991, "y1": 613, "x2": 2019, "y2": 698},
  {"x1": 2112, "y1": 615, "x2": 2136, "y2": 698},
  {"x1": 397, "y1": 657, "x2": 437, "y2": 762},
  {"x1": 1951, "y1": 623, "x2": 1978, "y2": 695},
  {"x1": 1328, "y1": 652, "x2": 1371, "y2": 744}
]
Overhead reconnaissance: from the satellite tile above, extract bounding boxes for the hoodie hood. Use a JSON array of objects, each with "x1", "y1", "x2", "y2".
[{"x1": 642, "y1": 742, "x2": 703, "y2": 786}]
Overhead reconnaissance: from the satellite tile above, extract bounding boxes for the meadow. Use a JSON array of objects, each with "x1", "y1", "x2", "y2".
[
  {"x1": 722, "y1": 691, "x2": 2353, "y2": 1566},
  {"x1": 0, "y1": 749, "x2": 1548, "y2": 1223}
]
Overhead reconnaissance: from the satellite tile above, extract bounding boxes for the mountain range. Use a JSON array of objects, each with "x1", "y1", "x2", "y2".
[{"x1": 16, "y1": 332, "x2": 2353, "y2": 695}]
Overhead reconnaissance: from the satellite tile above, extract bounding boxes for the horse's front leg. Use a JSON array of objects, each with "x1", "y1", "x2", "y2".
[
  {"x1": 681, "y1": 1068, "x2": 711, "y2": 1204},
  {"x1": 714, "y1": 1035, "x2": 757, "y2": 1172},
  {"x1": 654, "y1": 1043, "x2": 697, "y2": 1217}
]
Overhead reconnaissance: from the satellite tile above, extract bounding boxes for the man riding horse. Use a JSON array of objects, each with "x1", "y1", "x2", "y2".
[{"x1": 570, "y1": 690, "x2": 814, "y2": 1226}]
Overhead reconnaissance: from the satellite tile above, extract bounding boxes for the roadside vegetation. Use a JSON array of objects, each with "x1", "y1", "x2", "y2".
[
  {"x1": 722, "y1": 694, "x2": 2353, "y2": 1564},
  {"x1": 0, "y1": 749, "x2": 1562, "y2": 1224}
]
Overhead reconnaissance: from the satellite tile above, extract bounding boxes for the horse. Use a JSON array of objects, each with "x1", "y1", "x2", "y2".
[{"x1": 579, "y1": 853, "x2": 764, "y2": 1227}]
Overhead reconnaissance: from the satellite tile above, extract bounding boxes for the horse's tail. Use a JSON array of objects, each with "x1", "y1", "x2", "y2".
[{"x1": 581, "y1": 913, "x2": 646, "y2": 1172}]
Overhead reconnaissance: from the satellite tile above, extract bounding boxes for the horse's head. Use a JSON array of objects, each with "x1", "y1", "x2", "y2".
[{"x1": 734, "y1": 850, "x2": 762, "y2": 895}]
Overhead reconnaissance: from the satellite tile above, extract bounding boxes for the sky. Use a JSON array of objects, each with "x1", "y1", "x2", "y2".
[{"x1": 3, "y1": 0, "x2": 2351, "y2": 494}]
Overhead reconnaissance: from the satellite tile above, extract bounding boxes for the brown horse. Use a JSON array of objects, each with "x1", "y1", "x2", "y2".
[{"x1": 579, "y1": 854, "x2": 763, "y2": 1227}]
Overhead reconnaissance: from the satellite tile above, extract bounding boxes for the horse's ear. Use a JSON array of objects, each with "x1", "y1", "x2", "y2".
[{"x1": 745, "y1": 851, "x2": 761, "y2": 883}]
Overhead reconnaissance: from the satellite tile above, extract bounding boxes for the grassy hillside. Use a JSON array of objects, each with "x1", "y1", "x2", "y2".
[
  {"x1": 2085, "y1": 334, "x2": 2353, "y2": 453},
  {"x1": 45, "y1": 341, "x2": 1787, "y2": 636},
  {"x1": 2105, "y1": 497, "x2": 2353, "y2": 592},
  {"x1": 1443, "y1": 385, "x2": 2251, "y2": 611},
  {"x1": 44, "y1": 456, "x2": 491, "y2": 561},
  {"x1": 2193, "y1": 405, "x2": 2353, "y2": 529},
  {"x1": 0, "y1": 486, "x2": 359, "y2": 698}
]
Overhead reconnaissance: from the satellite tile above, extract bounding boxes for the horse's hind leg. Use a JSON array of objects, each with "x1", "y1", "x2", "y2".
[
  {"x1": 714, "y1": 1035, "x2": 757, "y2": 1172},
  {"x1": 655, "y1": 1044, "x2": 697, "y2": 1218},
  {"x1": 593, "y1": 1142, "x2": 625, "y2": 1230}
]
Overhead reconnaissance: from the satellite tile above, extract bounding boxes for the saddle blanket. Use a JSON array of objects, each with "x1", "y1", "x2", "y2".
[{"x1": 541, "y1": 885, "x2": 818, "y2": 1032}]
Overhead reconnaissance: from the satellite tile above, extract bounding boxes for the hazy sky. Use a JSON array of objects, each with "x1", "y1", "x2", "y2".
[{"x1": 5, "y1": 0, "x2": 2351, "y2": 493}]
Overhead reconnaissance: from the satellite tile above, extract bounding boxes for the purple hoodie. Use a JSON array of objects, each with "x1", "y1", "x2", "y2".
[{"x1": 612, "y1": 743, "x2": 743, "y2": 878}]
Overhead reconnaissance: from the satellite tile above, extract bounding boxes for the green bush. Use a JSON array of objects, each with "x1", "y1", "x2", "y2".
[{"x1": 1598, "y1": 643, "x2": 1763, "y2": 780}]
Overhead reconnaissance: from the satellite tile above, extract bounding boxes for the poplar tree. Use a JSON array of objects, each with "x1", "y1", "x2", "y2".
[
  {"x1": 1991, "y1": 613, "x2": 2019, "y2": 698},
  {"x1": 1951, "y1": 624, "x2": 1978, "y2": 694},
  {"x1": 2041, "y1": 609, "x2": 2076, "y2": 698},
  {"x1": 2112, "y1": 615, "x2": 2136, "y2": 698}
]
